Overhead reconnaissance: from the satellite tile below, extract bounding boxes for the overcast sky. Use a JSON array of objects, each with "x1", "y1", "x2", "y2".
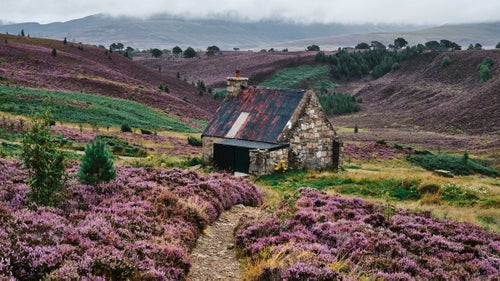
[{"x1": 1, "y1": 0, "x2": 499, "y2": 25}]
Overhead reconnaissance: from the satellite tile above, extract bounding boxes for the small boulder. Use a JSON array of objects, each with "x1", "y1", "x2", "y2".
[{"x1": 433, "y1": 169, "x2": 454, "y2": 178}]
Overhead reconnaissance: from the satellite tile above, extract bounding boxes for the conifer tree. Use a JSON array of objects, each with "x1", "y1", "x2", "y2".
[
  {"x1": 78, "y1": 136, "x2": 116, "y2": 185},
  {"x1": 22, "y1": 109, "x2": 66, "y2": 206}
]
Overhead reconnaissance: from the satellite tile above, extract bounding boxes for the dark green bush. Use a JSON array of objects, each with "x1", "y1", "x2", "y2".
[
  {"x1": 213, "y1": 90, "x2": 226, "y2": 100},
  {"x1": 140, "y1": 128, "x2": 152, "y2": 135},
  {"x1": 478, "y1": 57, "x2": 494, "y2": 83},
  {"x1": 187, "y1": 136, "x2": 202, "y2": 147},
  {"x1": 121, "y1": 123, "x2": 132, "y2": 133},
  {"x1": 100, "y1": 135, "x2": 147, "y2": 157},
  {"x1": 317, "y1": 93, "x2": 361, "y2": 115},
  {"x1": 407, "y1": 153, "x2": 499, "y2": 177},
  {"x1": 441, "y1": 56, "x2": 451, "y2": 67},
  {"x1": 185, "y1": 157, "x2": 202, "y2": 166},
  {"x1": 441, "y1": 183, "x2": 479, "y2": 206}
]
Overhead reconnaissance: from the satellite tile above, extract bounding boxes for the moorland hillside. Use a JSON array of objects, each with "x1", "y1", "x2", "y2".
[
  {"x1": 143, "y1": 47, "x2": 499, "y2": 135},
  {"x1": 0, "y1": 34, "x2": 218, "y2": 120},
  {"x1": 346, "y1": 50, "x2": 500, "y2": 135},
  {"x1": 136, "y1": 50, "x2": 317, "y2": 89}
]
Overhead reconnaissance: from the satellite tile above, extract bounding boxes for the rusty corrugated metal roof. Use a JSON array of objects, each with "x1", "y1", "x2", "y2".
[{"x1": 203, "y1": 87, "x2": 305, "y2": 143}]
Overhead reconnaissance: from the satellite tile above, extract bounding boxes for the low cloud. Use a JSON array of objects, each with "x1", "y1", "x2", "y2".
[{"x1": 1, "y1": 0, "x2": 499, "y2": 25}]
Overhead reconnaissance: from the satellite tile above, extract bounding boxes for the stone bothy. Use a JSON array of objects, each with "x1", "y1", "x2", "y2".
[{"x1": 202, "y1": 74, "x2": 342, "y2": 175}]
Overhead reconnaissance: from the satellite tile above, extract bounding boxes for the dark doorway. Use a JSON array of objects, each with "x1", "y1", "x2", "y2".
[
  {"x1": 213, "y1": 144, "x2": 234, "y2": 171},
  {"x1": 234, "y1": 147, "x2": 250, "y2": 173},
  {"x1": 332, "y1": 139, "x2": 342, "y2": 168},
  {"x1": 213, "y1": 143, "x2": 250, "y2": 173}
]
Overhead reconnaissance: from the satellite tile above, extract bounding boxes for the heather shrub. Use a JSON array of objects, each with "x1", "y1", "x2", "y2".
[
  {"x1": 0, "y1": 162, "x2": 263, "y2": 280},
  {"x1": 21, "y1": 110, "x2": 66, "y2": 206},
  {"x1": 78, "y1": 136, "x2": 117, "y2": 186},
  {"x1": 236, "y1": 188, "x2": 499, "y2": 280}
]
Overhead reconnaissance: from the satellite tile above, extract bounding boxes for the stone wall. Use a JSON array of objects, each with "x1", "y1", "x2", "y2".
[
  {"x1": 225, "y1": 77, "x2": 248, "y2": 101},
  {"x1": 202, "y1": 89, "x2": 343, "y2": 173},
  {"x1": 201, "y1": 136, "x2": 224, "y2": 165},
  {"x1": 287, "y1": 91, "x2": 340, "y2": 169},
  {"x1": 248, "y1": 147, "x2": 289, "y2": 175}
]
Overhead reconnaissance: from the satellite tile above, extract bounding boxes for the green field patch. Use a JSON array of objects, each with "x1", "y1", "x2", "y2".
[
  {"x1": 0, "y1": 85, "x2": 199, "y2": 132},
  {"x1": 256, "y1": 170, "x2": 420, "y2": 201},
  {"x1": 260, "y1": 65, "x2": 330, "y2": 89}
]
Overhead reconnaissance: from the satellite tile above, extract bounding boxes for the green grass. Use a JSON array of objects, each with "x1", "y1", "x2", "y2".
[
  {"x1": 0, "y1": 85, "x2": 199, "y2": 132},
  {"x1": 407, "y1": 153, "x2": 499, "y2": 177},
  {"x1": 0, "y1": 141, "x2": 21, "y2": 157},
  {"x1": 260, "y1": 65, "x2": 330, "y2": 89},
  {"x1": 256, "y1": 170, "x2": 420, "y2": 201}
]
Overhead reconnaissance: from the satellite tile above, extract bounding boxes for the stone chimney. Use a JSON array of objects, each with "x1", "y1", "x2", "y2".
[{"x1": 226, "y1": 70, "x2": 248, "y2": 101}]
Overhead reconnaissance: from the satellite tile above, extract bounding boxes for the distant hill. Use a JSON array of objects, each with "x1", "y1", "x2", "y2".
[
  {"x1": 0, "y1": 14, "x2": 425, "y2": 50},
  {"x1": 286, "y1": 22, "x2": 500, "y2": 49},
  {"x1": 1, "y1": 14, "x2": 498, "y2": 51},
  {"x1": 0, "y1": 34, "x2": 218, "y2": 121}
]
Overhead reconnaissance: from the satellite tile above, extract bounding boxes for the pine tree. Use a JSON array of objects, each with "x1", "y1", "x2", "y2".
[
  {"x1": 78, "y1": 136, "x2": 116, "y2": 185},
  {"x1": 22, "y1": 109, "x2": 66, "y2": 206}
]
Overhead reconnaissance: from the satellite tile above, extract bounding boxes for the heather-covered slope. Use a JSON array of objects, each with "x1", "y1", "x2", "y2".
[
  {"x1": 136, "y1": 50, "x2": 317, "y2": 89},
  {"x1": 0, "y1": 158, "x2": 262, "y2": 280},
  {"x1": 337, "y1": 50, "x2": 500, "y2": 135},
  {"x1": 236, "y1": 188, "x2": 500, "y2": 280},
  {"x1": 0, "y1": 34, "x2": 218, "y2": 120}
]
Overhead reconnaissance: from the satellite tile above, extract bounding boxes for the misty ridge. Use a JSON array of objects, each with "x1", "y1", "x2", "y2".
[{"x1": 1, "y1": 13, "x2": 499, "y2": 50}]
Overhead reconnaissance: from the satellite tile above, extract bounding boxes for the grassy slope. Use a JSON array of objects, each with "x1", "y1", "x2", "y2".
[
  {"x1": 259, "y1": 65, "x2": 329, "y2": 88},
  {"x1": 0, "y1": 85, "x2": 199, "y2": 132}
]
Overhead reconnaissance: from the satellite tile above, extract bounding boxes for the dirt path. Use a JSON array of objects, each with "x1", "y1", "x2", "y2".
[{"x1": 187, "y1": 204, "x2": 262, "y2": 281}]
